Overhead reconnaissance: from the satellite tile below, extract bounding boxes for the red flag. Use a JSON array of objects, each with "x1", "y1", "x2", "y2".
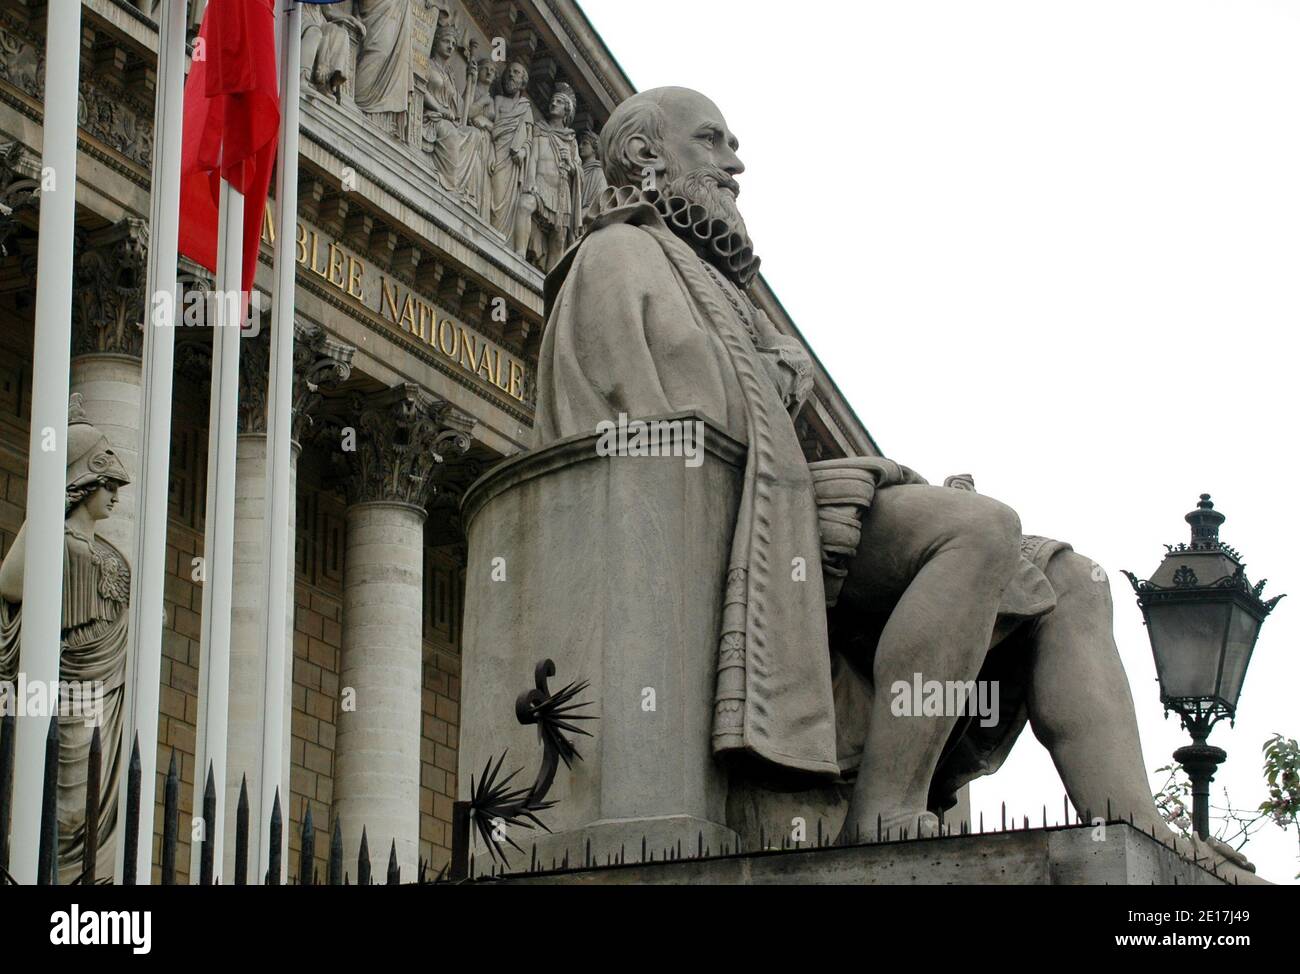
[{"x1": 178, "y1": 0, "x2": 280, "y2": 307}]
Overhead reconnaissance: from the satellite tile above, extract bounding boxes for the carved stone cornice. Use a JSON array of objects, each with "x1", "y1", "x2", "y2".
[
  {"x1": 72, "y1": 217, "x2": 150, "y2": 359},
  {"x1": 334, "y1": 383, "x2": 476, "y2": 509}
]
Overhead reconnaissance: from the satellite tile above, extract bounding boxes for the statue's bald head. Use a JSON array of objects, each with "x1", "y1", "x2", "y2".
[{"x1": 599, "y1": 87, "x2": 744, "y2": 190}]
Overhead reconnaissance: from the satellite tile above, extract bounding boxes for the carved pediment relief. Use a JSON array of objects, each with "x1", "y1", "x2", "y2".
[{"x1": 299, "y1": 0, "x2": 607, "y2": 274}]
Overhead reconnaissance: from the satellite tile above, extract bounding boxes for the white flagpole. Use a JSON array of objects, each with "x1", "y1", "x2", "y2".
[
  {"x1": 258, "y1": 0, "x2": 303, "y2": 884},
  {"x1": 10, "y1": 0, "x2": 83, "y2": 886},
  {"x1": 116, "y1": 0, "x2": 189, "y2": 887},
  {"x1": 191, "y1": 177, "x2": 243, "y2": 881}
]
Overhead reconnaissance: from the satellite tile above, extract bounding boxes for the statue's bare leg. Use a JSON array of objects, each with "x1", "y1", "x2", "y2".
[
  {"x1": 838, "y1": 485, "x2": 1022, "y2": 839},
  {"x1": 513, "y1": 192, "x2": 537, "y2": 256},
  {"x1": 1023, "y1": 550, "x2": 1166, "y2": 831}
]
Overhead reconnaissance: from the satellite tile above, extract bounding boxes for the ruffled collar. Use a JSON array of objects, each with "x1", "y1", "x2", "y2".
[{"x1": 585, "y1": 185, "x2": 761, "y2": 288}]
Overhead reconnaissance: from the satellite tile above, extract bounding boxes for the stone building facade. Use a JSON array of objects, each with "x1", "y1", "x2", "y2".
[{"x1": 0, "y1": 0, "x2": 875, "y2": 882}]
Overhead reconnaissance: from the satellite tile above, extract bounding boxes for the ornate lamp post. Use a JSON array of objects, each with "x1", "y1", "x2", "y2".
[{"x1": 1123, "y1": 494, "x2": 1284, "y2": 839}]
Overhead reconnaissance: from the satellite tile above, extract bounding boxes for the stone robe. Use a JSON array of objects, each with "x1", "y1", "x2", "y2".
[
  {"x1": 353, "y1": 0, "x2": 411, "y2": 119},
  {"x1": 488, "y1": 93, "x2": 534, "y2": 239},
  {"x1": 465, "y1": 85, "x2": 497, "y2": 222},
  {"x1": 580, "y1": 158, "x2": 608, "y2": 219},
  {"x1": 302, "y1": 3, "x2": 356, "y2": 90},
  {"x1": 421, "y1": 58, "x2": 489, "y2": 210},
  {"x1": 0, "y1": 534, "x2": 129, "y2": 883}
]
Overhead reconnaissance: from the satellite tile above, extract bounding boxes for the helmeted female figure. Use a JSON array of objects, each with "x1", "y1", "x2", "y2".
[{"x1": 0, "y1": 394, "x2": 131, "y2": 883}]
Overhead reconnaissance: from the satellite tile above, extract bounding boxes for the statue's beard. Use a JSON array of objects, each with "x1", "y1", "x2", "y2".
[{"x1": 662, "y1": 167, "x2": 751, "y2": 252}]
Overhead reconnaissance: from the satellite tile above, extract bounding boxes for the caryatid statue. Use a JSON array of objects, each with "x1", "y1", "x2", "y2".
[
  {"x1": 487, "y1": 60, "x2": 536, "y2": 256},
  {"x1": 0, "y1": 395, "x2": 131, "y2": 883},
  {"x1": 420, "y1": 15, "x2": 489, "y2": 211},
  {"x1": 532, "y1": 86, "x2": 1256, "y2": 879},
  {"x1": 527, "y1": 82, "x2": 583, "y2": 271}
]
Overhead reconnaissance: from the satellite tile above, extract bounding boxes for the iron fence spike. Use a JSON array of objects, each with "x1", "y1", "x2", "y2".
[
  {"x1": 160, "y1": 746, "x2": 180, "y2": 886},
  {"x1": 120, "y1": 735, "x2": 141, "y2": 886},
  {"x1": 235, "y1": 775, "x2": 250, "y2": 886},
  {"x1": 80, "y1": 726, "x2": 102, "y2": 885},
  {"x1": 0, "y1": 712, "x2": 15, "y2": 875},
  {"x1": 200, "y1": 761, "x2": 216, "y2": 885},
  {"x1": 268, "y1": 788, "x2": 283, "y2": 886},
  {"x1": 358, "y1": 825, "x2": 371, "y2": 886},
  {"x1": 300, "y1": 804, "x2": 316, "y2": 886},
  {"x1": 36, "y1": 719, "x2": 59, "y2": 885}
]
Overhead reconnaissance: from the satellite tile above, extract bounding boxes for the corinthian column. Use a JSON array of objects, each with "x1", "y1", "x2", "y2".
[
  {"x1": 223, "y1": 320, "x2": 353, "y2": 882},
  {"x1": 331, "y1": 384, "x2": 474, "y2": 880},
  {"x1": 69, "y1": 217, "x2": 150, "y2": 556}
]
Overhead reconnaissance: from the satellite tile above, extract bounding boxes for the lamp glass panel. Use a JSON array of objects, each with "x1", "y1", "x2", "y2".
[
  {"x1": 1144, "y1": 600, "x2": 1229, "y2": 700},
  {"x1": 1217, "y1": 605, "x2": 1262, "y2": 708}
]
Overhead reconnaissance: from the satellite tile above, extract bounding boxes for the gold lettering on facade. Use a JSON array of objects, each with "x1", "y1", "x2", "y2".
[
  {"x1": 438, "y1": 319, "x2": 458, "y2": 359},
  {"x1": 347, "y1": 257, "x2": 364, "y2": 300},
  {"x1": 309, "y1": 231, "x2": 329, "y2": 279},
  {"x1": 380, "y1": 276, "x2": 401, "y2": 322},
  {"x1": 266, "y1": 212, "x2": 529, "y2": 403},
  {"x1": 458, "y1": 327, "x2": 478, "y2": 373},
  {"x1": 327, "y1": 242, "x2": 347, "y2": 288}
]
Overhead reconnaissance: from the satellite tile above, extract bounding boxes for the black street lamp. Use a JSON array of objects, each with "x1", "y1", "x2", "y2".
[{"x1": 1123, "y1": 494, "x2": 1284, "y2": 839}]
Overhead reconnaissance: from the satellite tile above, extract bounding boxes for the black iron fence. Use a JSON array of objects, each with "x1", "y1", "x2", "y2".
[{"x1": 0, "y1": 658, "x2": 594, "y2": 886}]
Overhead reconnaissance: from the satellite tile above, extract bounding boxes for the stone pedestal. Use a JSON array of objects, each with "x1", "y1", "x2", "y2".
[
  {"x1": 334, "y1": 500, "x2": 427, "y2": 879},
  {"x1": 459, "y1": 411, "x2": 745, "y2": 866},
  {"x1": 69, "y1": 353, "x2": 141, "y2": 556},
  {"x1": 493, "y1": 823, "x2": 1250, "y2": 886}
]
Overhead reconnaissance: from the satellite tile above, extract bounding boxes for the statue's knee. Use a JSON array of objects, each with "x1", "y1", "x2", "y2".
[
  {"x1": 1051, "y1": 550, "x2": 1114, "y2": 611},
  {"x1": 956, "y1": 496, "x2": 1021, "y2": 575}
]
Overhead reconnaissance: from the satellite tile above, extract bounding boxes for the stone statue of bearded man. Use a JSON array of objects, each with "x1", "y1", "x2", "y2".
[{"x1": 532, "y1": 86, "x2": 1257, "y2": 881}]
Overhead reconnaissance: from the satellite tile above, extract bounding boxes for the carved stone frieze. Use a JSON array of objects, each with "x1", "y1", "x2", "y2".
[{"x1": 0, "y1": 19, "x2": 154, "y2": 171}]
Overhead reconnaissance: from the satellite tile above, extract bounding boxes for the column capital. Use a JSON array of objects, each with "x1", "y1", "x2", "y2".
[
  {"x1": 292, "y1": 320, "x2": 355, "y2": 442},
  {"x1": 336, "y1": 383, "x2": 476, "y2": 508},
  {"x1": 236, "y1": 317, "x2": 356, "y2": 437},
  {"x1": 72, "y1": 217, "x2": 150, "y2": 359}
]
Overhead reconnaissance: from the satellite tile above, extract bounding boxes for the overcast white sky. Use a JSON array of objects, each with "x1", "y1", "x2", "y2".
[{"x1": 579, "y1": 0, "x2": 1300, "y2": 882}]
